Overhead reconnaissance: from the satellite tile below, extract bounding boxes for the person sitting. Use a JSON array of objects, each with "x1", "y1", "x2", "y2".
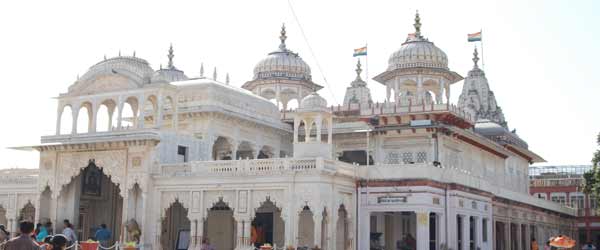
[
  {"x1": 94, "y1": 223, "x2": 112, "y2": 247},
  {"x1": 4, "y1": 221, "x2": 40, "y2": 250}
]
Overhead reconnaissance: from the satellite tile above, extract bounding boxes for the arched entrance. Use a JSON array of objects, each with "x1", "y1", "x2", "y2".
[
  {"x1": 161, "y1": 201, "x2": 190, "y2": 250},
  {"x1": 297, "y1": 206, "x2": 315, "y2": 248},
  {"x1": 57, "y1": 161, "x2": 123, "y2": 244},
  {"x1": 336, "y1": 205, "x2": 350, "y2": 250},
  {"x1": 19, "y1": 202, "x2": 35, "y2": 222},
  {"x1": 204, "y1": 198, "x2": 235, "y2": 250},
  {"x1": 251, "y1": 199, "x2": 284, "y2": 248}
]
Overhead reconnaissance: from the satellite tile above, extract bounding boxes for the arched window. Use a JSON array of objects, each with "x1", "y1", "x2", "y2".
[
  {"x1": 59, "y1": 105, "x2": 73, "y2": 134},
  {"x1": 77, "y1": 102, "x2": 92, "y2": 133}
]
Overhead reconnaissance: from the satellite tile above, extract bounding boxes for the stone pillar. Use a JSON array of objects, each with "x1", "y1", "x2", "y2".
[
  {"x1": 476, "y1": 217, "x2": 483, "y2": 250},
  {"x1": 172, "y1": 98, "x2": 178, "y2": 131},
  {"x1": 155, "y1": 218, "x2": 162, "y2": 250},
  {"x1": 90, "y1": 103, "x2": 97, "y2": 133},
  {"x1": 505, "y1": 222, "x2": 511, "y2": 250},
  {"x1": 117, "y1": 101, "x2": 124, "y2": 130},
  {"x1": 234, "y1": 216, "x2": 251, "y2": 250},
  {"x1": 358, "y1": 210, "x2": 370, "y2": 250},
  {"x1": 56, "y1": 107, "x2": 62, "y2": 135},
  {"x1": 108, "y1": 108, "x2": 114, "y2": 131},
  {"x1": 327, "y1": 117, "x2": 333, "y2": 144},
  {"x1": 416, "y1": 76, "x2": 424, "y2": 105},
  {"x1": 71, "y1": 107, "x2": 79, "y2": 134},
  {"x1": 462, "y1": 215, "x2": 469, "y2": 250},
  {"x1": 293, "y1": 117, "x2": 299, "y2": 143},
  {"x1": 314, "y1": 213, "x2": 323, "y2": 249},
  {"x1": 438, "y1": 213, "x2": 447, "y2": 248},
  {"x1": 416, "y1": 212, "x2": 430, "y2": 250},
  {"x1": 284, "y1": 211, "x2": 295, "y2": 248},
  {"x1": 155, "y1": 98, "x2": 163, "y2": 128},
  {"x1": 386, "y1": 85, "x2": 391, "y2": 102},
  {"x1": 316, "y1": 117, "x2": 322, "y2": 142}
]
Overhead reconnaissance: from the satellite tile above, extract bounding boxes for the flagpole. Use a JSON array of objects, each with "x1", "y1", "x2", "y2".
[
  {"x1": 365, "y1": 42, "x2": 369, "y2": 85},
  {"x1": 480, "y1": 29, "x2": 484, "y2": 70}
]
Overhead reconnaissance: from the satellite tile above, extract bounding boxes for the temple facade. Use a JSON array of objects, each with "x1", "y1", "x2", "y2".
[{"x1": 0, "y1": 12, "x2": 577, "y2": 250}]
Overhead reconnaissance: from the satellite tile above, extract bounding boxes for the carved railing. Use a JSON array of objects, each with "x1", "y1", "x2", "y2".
[
  {"x1": 159, "y1": 158, "x2": 358, "y2": 177},
  {"x1": 281, "y1": 102, "x2": 474, "y2": 123}
]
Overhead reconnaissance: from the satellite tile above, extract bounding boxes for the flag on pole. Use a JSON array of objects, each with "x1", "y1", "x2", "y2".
[
  {"x1": 468, "y1": 31, "x2": 482, "y2": 42},
  {"x1": 353, "y1": 46, "x2": 367, "y2": 57}
]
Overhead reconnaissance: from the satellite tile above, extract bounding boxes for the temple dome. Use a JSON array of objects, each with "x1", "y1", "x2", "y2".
[
  {"x1": 253, "y1": 25, "x2": 311, "y2": 81},
  {"x1": 79, "y1": 55, "x2": 154, "y2": 84},
  {"x1": 388, "y1": 40, "x2": 448, "y2": 70},
  {"x1": 387, "y1": 12, "x2": 448, "y2": 71},
  {"x1": 151, "y1": 67, "x2": 188, "y2": 83},
  {"x1": 299, "y1": 92, "x2": 328, "y2": 112}
]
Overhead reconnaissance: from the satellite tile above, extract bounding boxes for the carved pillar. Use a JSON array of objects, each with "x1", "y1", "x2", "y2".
[
  {"x1": 71, "y1": 106, "x2": 79, "y2": 134},
  {"x1": 234, "y1": 216, "x2": 251, "y2": 250},
  {"x1": 155, "y1": 97, "x2": 163, "y2": 128},
  {"x1": 313, "y1": 213, "x2": 323, "y2": 249},
  {"x1": 327, "y1": 117, "x2": 333, "y2": 144},
  {"x1": 416, "y1": 76, "x2": 424, "y2": 105},
  {"x1": 137, "y1": 95, "x2": 145, "y2": 129},
  {"x1": 386, "y1": 85, "x2": 391, "y2": 102},
  {"x1": 108, "y1": 107, "x2": 114, "y2": 131},
  {"x1": 439, "y1": 78, "x2": 445, "y2": 104},
  {"x1": 90, "y1": 103, "x2": 97, "y2": 133},
  {"x1": 316, "y1": 116, "x2": 322, "y2": 142},
  {"x1": 394, "y1": 78, "x2": 400, "y2": 105},
  {"x1": 416, "y1": 212, "x2": 430, "y2": 250},
  {"x1": 117, "y1": 99, "x2": 124, "y2": 130},
  {"x1": 56, "y1": 107, "x2": 62, "y2": 135},
  {"x1": 476, "y1": 217, "x2": 483, "y2": 250},
  {"x1": 293, "y1": 117, "x2": 299, "y2": 143},
  {"x1": 172, "y1": 97, "x2": 178, "y2": 131}
]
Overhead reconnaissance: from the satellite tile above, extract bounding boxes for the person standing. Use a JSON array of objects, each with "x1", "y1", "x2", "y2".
[
  {"x1": 94, "y1": 224, "x2": 111, "y2": 247},
  {"x1": 35, "y1": 224, "x2": 48, "y2": 243},
  {"x1": 0, "y1": 224, "x2": 9, "y2": 243},
  {"x1": 3, "y1": 221, "x2": 40, "y2": 250},
  {"x1": 61, "y1": 220, "x2": 77, "y2": 246},
  {"x1": 531, "y1": 238, "x2": 539, "y2": 250}
]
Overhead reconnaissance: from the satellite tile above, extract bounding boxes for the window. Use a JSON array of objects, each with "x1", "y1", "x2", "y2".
[
  {"x1": 385, "y1": 151, "x2": 400, "y2": 164},
  {"x1": 482, "y1": 218, "x2": 488, "y2": 242},
  {"x1": 177, "y1": 145, "x2": 188, "y2": 163},
  {"x1": 402, "y1": 152, "x2": 414, "y2": 164},
  {"x1": 570, "y1": 195, "x2": 584, "y2": 209},
  {"x1": 416, "y1": 152, "x2": 427, "y2": 163},
  {"x1": 551, "y1": 194, "x2": 566, "y2": 205}
]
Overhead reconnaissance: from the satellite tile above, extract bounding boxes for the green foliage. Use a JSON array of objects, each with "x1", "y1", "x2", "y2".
[{"x1": 583, "y1": 132, "x2": 600, "y2": 196}]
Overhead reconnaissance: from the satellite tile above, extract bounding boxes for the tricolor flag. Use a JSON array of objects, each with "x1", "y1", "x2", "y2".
[
  {"x1": 468, "y1": 31, "x2": 482, "y2": 42},
  {"x1": 353, "y1": 46, "x2": 367, "y2": 57}
]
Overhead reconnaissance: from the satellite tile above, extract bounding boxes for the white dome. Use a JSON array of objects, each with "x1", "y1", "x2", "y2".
[
  {"x1": 388, "y1": 40, "x2": 448, "y2": 70},
  {"x1": 80, "y1": 56, "x2": 154, "y2": 84},
  {"x1": 253, "y1": 25, "x2": 311, "y2": 81},
  {"x1": 299, "y1": 92, "x2": 328, "y2": 111},
  {"x1": 151, "y1": 68, "x2": 188, "y2": 83}
]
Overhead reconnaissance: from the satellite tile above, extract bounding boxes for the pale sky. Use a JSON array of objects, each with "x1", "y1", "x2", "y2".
[{"x1": 0, "y1": 0, "x2": 598, "y2": 169}]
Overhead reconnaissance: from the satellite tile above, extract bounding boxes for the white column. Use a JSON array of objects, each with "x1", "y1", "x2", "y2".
[
  {"x1": 71, "y1": 106, "x2": 79, "y2": 134},
  {"x1": 462, "y1": 215, "x2": 469, "y2": 250},
  {"x1": 155, "y1": 97, "x2": 163, "y2": 128},
  {"x1": 314, "y1": 213, "x2": 323, "y2": 249},
  {"x1": 476, "y1": 217, "x2": 483, "y2": 250},
  {"x1": 293, "y1": 117, "x2": 299, "y2": 143},
  {"x1": 56, "y1": 107, "x2": 62, "y2": 135},
  {"x1": 234, "y1": 216, "x2": 251, "y2": 250},
  {"x1": 438, "y1": 213, "x2": 446, "y2": 248},
  {"x1": 316, "y1": 116, "x2": 322, "y2": 142},
  {"x1": 327, "y1": 117, "x2": 333, "y2": 144},
  {"x1": 117, "y1": 101, "x2": 124, "y2": 130},
  {"x1": 416, "y1": 76, "x2": 424, "y2": 105},
  {"x1": 416, "y1": 212, "x2": 430, "y2": 250},
  {"x1": 108, "y1": 108, "x2": 114, "y2": 131},
  {"x1": 90, "y1": 103, "x2": 97, "y2": 133},
  {"x1": 358, "y1": 210, "x2": 370, "y2": 250}
]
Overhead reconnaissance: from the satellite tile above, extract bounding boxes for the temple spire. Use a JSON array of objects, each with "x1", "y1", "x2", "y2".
[
  {"x1": 168, "y1": 44, "x2": 174, "y2": 69},
  {"x1": 414, "y1": 10, "x2": 422, "y2": 39},
  {"x1": 213, "y1": 67, "x2": 217, "y2": 81},
  {"x1": 279, "y1": 23, "x2": 287, "y2": 50},
  {"x1": 200, "y1": 63, "x2": 204, "y2": 77},
  {"x1": 226, "y1": 73, "x2": 230, "y2": 85},
  {"x1": 473, "y1": 46, "x2": 480, "y2": 69}
]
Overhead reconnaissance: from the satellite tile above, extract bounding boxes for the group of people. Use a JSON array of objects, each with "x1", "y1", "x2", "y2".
[{"x1": 0, "y1": 219, "x2": 112, "y2": 250}]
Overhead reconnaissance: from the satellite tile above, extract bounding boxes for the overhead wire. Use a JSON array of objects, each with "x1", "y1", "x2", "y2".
[{"x1": 286, "y1": 0, "x2": 338, "y2": 104}]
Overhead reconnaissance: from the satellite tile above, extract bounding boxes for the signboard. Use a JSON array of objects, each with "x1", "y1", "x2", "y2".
[
  {"x1": 377, "y1": 196, "x2": 407, "y2": 204},
  {"x1": 410, "y1": 119, "x2": 432, "y2": 127}
]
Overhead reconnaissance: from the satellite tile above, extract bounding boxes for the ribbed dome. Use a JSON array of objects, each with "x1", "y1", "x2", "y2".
[
  {"x1": 253, "y1": 25, "x2": 311, "y2": 81},
  {"x1": 387, "y1": 11, "x2": 448, "y2": 71},
  {"x1": 299, "y1": 92, "x2": 328, "y2": 111},
  {"x1": 388, "y1": 40, "x2": 448, "y2": 70},
  {"x1": 151, "y1": 68, "x2": 188, "y2": 83},
  {"x1": 80, "y1": 55, "x2": 154, "y2": 84}
]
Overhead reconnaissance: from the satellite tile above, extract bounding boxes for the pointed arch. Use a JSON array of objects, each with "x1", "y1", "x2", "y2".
[
  {"x1": 59, "y1": 105, "x2": 73, "y2": 134},
  {"x1": 77, "y1": 102, "x2": 93, "y2": 133}
]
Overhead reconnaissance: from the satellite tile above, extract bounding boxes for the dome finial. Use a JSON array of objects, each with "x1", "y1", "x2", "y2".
[
  {"x1": 213, "y1": 67, "x2": 217, "y2": 81},
  {"x1": 414, "y1": 10, "x2": 422, "y2": 38},
  {"x1": 473, "y1": 46, "x2": 480, "y2": 68},
  {"x1": 226, "y1": 73, "x2": 230, "y2": 85},
  {"x1": 355, "y1": 58, "x2": 363, "y2": 80},
  {"x1": 168, "y1": 43, "x2": 175, "y2": 69},
  {"x1": 200, "y1": 63, "x2": 204, "y2": 77},
  {"x1": 279, "y1": 23, "x2": 287, "y2": 50}
]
